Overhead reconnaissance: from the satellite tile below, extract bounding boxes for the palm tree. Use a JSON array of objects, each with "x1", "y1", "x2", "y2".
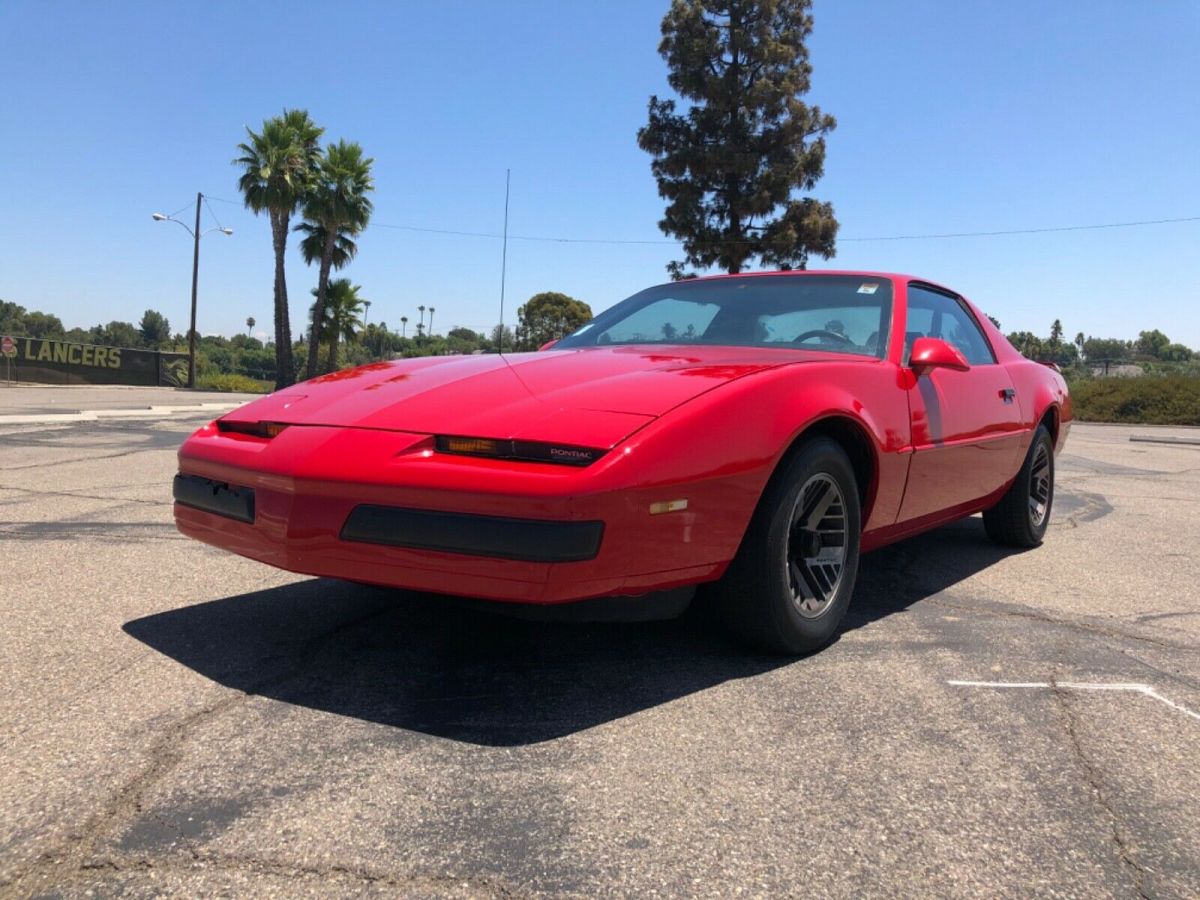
[
  {"x1": 427, "y1": 306, "x2": 435, "y2": 336},
  {"x1": 295, "y1": 220, "x2": 359, "y2": 272},
  {"x1": 311, "y1": 278, "x2": 366, "y2": 373},
  {"x1": 400, "y1": 315, "x2": 408, "y2": 337},
  {"x1": 234, "y1": 109, "x2": 324, "y2": 389},
  {"x1": 246, "y1": 316, "x2": 255, "y2": 337},
  {"x1": 363, "y1": 321, "x2": 391, "y2": 360},
  {"x1": 295, "y1": 219, "x2": 358, "y2": 356},
  {"x1": 418, "y1": 305, "x2": 426, "y2": 331},
  {"x1": 416, "y1": 322, "x2": 425, "y2": 340},
  {"x1": 296, "y1": 140, "x2": 374, "y2": 380}
]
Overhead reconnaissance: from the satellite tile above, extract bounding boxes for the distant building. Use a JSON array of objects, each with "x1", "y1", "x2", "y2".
[{"x1": 1090, "y1": 363, "x2": 1144, "y2": 378}]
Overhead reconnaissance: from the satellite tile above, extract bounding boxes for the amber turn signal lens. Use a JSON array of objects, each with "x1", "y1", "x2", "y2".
[
  {"x1": 217, "y1": 420, "x2": 290, "y2": 439},
  {"x1": 441, "y1": 436, "x2": 502, "y2": 455},
  {"x1": 435, "y1": 435, "x2": 605, "y2": 466}
]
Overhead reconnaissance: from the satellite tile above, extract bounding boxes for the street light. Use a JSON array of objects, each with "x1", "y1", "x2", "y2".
[{"x1": 151, "y1": 192, "x2": 233, "y2": 388}]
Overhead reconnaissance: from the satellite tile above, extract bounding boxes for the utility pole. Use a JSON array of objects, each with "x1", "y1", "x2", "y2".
[
  {"x1": 188, "y1": 192, "x2": 201, "y2": 388},
  {"x1": 152, "y1": 194, "x2": 232, "y2": 389}
]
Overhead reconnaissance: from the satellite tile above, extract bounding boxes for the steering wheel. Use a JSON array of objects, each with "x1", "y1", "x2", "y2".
[{"x1": 793, "y1": 328, "x2": 854, "y2": 346}]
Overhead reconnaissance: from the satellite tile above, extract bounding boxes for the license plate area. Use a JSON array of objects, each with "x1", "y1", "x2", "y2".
[{"x1": 173, "y1": 474, "x2": 256, "y2": 523}]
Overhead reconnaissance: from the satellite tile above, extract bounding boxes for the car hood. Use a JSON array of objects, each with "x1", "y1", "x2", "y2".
[{"x1": 222, "y1": 345, "x2": 827, "y2": 449}]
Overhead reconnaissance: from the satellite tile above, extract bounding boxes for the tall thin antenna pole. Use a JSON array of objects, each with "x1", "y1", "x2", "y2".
[{"x1": 498, "y1": 168, "x2": 511, "y2": 355}]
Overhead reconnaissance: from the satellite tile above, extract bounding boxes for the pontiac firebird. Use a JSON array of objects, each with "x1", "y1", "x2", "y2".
[{"x1": 174, "y1": 272, "x2": 1070, "y2": 653}]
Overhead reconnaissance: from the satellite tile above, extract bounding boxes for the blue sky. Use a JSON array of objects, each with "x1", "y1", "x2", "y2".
[{"x1": 2, "y1": 1, "x2": 1198, "y2": 346}]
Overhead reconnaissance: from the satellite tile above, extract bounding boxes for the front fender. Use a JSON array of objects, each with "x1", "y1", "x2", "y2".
[{"x1": 583, "y1": 360, "x2": 911, "y2": 556}]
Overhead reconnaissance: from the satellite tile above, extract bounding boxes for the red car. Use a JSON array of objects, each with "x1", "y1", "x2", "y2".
[{"x1": 175, "y1": 272, "x2": 1069, "y2": 653}]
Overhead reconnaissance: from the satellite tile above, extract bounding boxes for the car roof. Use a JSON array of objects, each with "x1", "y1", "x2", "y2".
[{"x1": 677, "y1": 269, "x2": 962, "y2": 297}]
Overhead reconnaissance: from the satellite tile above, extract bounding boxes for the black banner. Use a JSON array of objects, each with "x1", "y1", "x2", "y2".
[{"x1": 1, "y1": 337, "x2": 189, "y2": 387}]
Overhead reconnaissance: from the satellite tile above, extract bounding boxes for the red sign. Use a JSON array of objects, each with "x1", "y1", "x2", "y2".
[{"x1": 1, "y1": 336, "x2": 14, "y2": 355}]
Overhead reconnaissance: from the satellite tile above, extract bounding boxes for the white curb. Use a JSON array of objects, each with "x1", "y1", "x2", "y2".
[{"x1": 0, "y1": 402, "x2": 242, "y2": 426}]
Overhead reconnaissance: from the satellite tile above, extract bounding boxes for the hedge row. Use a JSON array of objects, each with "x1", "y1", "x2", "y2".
[
  {"x1": 196, "y1": 373, "x2": 271, "y2": 394},
  {"x1": 1071, "y1": 374, "x2": 1200, "y2": 425}
]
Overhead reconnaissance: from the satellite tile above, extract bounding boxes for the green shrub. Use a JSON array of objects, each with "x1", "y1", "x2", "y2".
[
  {"x1": 195, "y1": 372, "x2": 270, "y2": 394},
  {"x1": 1071, "y1": 374, "x2": 1200, "y2": 425}
]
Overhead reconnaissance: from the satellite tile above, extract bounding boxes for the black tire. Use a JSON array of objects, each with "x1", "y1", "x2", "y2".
[
  {"x1": 710, "y1": 438, "x2": 861, "y2": 655},
  {"x1": 983, "y1": 424, "x2": 1054, "y2": 548}
]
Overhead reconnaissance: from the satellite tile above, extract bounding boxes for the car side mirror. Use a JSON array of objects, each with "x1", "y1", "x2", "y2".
[
  {"x1": 909, "y1": 337, "x2": 970, "y2": 375},
  {"x1": 538, "y1": 339, "x2": 559, "y2": 351}
]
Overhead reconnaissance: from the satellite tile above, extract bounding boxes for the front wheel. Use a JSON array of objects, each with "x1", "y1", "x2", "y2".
[
  {"x1": 983, "y1": 424, "x2": 1054, "y2": 547},
  {"x1": 710, "y1": 438, "x2": 861, "y2": 655}
]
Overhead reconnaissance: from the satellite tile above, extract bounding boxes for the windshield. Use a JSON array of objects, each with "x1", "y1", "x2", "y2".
[{"x1": 555, "y1": 275, "x2": 893, "y2": 358}]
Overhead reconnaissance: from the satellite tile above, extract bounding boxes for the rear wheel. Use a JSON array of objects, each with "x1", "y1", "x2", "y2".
[
  {"x1": 983, "y1": 424, "x2": 1054, "y2": 547},
  {"x1": 711, "y1": 438, "x2": 861, "y2": 654}
]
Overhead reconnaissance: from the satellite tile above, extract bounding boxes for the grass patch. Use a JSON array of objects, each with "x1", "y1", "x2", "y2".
[
  {"x1": 1071, "y1": 374, "x2": 1200, "y2": 425},
  {"x1": 195, "y1": 373, "x2": 271, "y2": 394}
]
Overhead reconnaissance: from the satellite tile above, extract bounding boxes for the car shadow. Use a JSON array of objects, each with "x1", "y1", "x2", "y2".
[
  {"x1": 125, "y1": 517, "x2": 1015, "y2": 746},
  {"x1": 843, "y1": 516, "x2": 1021, "y2": 632}
]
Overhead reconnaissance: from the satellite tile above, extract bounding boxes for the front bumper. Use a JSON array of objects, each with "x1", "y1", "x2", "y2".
[{"x1": 173, "y1": 423, "x2": 738, "y2": 604}]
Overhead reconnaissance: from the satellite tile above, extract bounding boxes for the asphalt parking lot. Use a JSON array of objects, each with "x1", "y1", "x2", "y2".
[{"x1": 1, "y1": 397, "x2": 1197, "y2": 898}]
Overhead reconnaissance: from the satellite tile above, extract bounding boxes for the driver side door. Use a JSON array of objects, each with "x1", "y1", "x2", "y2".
[{"x1": 898, "y1": 284, "x2": 1025, "y2": 523}]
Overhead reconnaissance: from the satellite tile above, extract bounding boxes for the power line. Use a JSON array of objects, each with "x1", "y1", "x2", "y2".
[
  {"x1": 371, "y1": 214, "x2": 1200, "y2": 246},
  {"x1": 202, "y1": 195, "x2": 225, "y2": 230},
  {"x1": 199, "y1": 193, "x2": 1200, "y2": 246},
  {"x1": 373, "y1": 222, "x2": 509, "y2": 240},
  {"x1": 164, "y1": 200, "x2": 195, "y2": 219},
  {"x1": 840, "y1": 215, "x2": 1200, "y2": 242}
]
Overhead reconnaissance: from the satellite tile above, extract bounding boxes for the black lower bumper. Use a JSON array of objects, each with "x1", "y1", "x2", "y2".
[
  {"x1": 340, "y1": 505, "x2": 604, "y2": 563},
  {"x1": 173, "y1": 474, "x2": 256, "y2": 524}
]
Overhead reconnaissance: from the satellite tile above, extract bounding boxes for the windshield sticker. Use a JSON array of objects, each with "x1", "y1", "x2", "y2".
[{"x1": 857, "y1": 283, "x2": 879, "y2": 294}]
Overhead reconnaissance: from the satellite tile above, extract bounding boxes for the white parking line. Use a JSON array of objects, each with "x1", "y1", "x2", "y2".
[
  {"x1": 948, "y1": 680, "x2": 1200, "y2": 722},
  {"x1": 0, "y1": 403, "x2": 240, "y2": 426}
]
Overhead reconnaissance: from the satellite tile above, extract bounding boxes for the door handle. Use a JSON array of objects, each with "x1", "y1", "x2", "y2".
[{"x1": 1000, "y1": 388, "x2": 1016, "y2": 404}]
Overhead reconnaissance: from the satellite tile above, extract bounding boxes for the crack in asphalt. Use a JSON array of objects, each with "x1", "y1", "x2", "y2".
[
  {"x1": 1105, "y1": 646, "x2": 1200, "y2": 693},
  {"x1": 3, "y1": 603, "x2": 396, "y2": 897},
  {"x1": 0, "y1": 522, "x2": 186, "y2": 543},
  {"x1": 0, "y1": 650, "x2": 158, "y2": 755},
  {"x1": 926, "y1": 596, "x2": 1200, "y2": 652},
  {"x1": 0, "y1": 446, "x2": 163, "y2": 472},
  {"x1": 1050, "y1": 676, "x2": 1152, "y2": 900},
  {"x1": 0, "y1": 483, "x2": 170, "y2": 507},
  {"x1": 1057, "y1": 456, "x2": 1168, "y2": 477},
  {"x1": 1135, "y1": 610, "x2": 1200, "y2": 624},
  {"x1": 872, "y1": 521, "x2": 1197, "y2": 653},
  {"x1": 71, "y1": 852, "x2": 521, "y2": 896}
]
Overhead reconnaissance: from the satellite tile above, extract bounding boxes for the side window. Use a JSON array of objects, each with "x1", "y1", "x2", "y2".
[{"x1": 905, "y1": 285, "x2": 995, "y2": 366}]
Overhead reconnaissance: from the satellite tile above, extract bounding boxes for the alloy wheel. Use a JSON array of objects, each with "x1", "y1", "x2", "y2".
[
  {"x1": 787, "y1": 473, "x2": 848, "y2": 618},
  {"x1": 1029, "y1": 441, "x2": 1052, "y2": 526}
]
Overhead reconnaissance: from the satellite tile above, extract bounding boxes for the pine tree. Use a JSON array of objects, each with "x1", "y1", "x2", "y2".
[{"x1": 638, "y1": 0, "x2": 838, "y2": 278}]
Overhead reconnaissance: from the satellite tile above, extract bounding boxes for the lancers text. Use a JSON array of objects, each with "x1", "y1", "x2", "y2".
[{"x1": 17, "y1": 338, "x2": 122, "y2": 369}]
